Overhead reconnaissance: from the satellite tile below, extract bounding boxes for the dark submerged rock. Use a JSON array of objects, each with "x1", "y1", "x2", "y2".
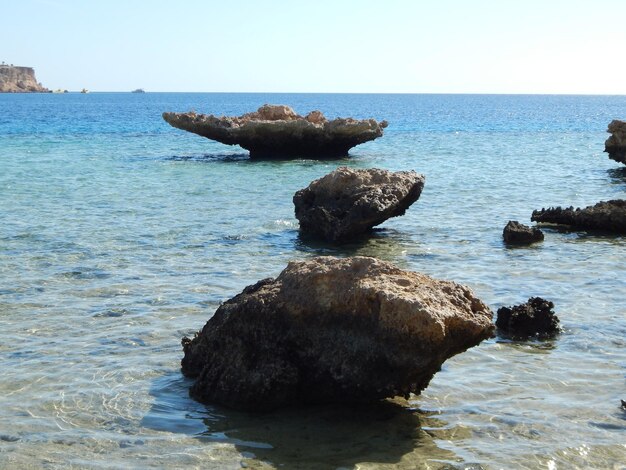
[
  {"x1": 496, "y1": 297, "x2": 560, "y2": 339},
  {"x1": 162, "y1": 104, "x2": 388, "y2": 158},
  {"x1": 531, "y1": 200, "x2": 626, "y2": 234},
  {"x1": 293, "y1": 167, "x2": 425, "y2": 243},
  {"x1": 604, "y1": 120, "x2": 626, "y2": 165},
  {"x1": 503, "y1": 220, "x2": 544, "y2": 245},
  {"x1": 181, "y1": 256, "x2": 494, "y2": 411}
]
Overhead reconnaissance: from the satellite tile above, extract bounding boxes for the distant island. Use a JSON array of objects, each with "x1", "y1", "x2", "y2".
[
  {"x1": 132, "y1": 88, "x2": 145, "y2": 93},
  {"x1": 0, "y1": 63, "x2": 49, "y2": 93}
]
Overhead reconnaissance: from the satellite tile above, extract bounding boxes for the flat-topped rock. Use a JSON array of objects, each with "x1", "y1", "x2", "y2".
[
  {"x1": 531, "y1": 199, "x2": 626, "y2": 234},
  {"x1": 605, "y1": 120, "x2": 626, "y2": 165},
  {"x1": 162, "y1": 104, "x2": 388, "y2": 158},
  {"x1": 294, "y1": 167, "x2": 425, "y2": 242},
  {"x1": 181, "y1": 256, "x2": 493, "y2": 411}
]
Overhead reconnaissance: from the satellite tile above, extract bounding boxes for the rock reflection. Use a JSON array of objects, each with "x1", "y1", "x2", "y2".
[
  {"x1": 295, "y1": 228, "x2": 418, "y2": 266},
  {"x1": 166, "y1": 153, "x2": 250, "y2": 163},
  {"x1": 197, "y1": 399, "x2": 461, "y2": 469},
  {"x1": 607, "y1": 167, "x2": 626, "y2": 185}
]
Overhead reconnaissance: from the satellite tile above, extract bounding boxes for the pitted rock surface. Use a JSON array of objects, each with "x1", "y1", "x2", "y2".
[
  {"x1": 163, "y1": 104, "x2": 388, "y2": 158},
  {"x1": 503, "y1": 220, "x2": 544, "y2": 245},
  {"x1": 605, "y1": 120, "x2": 626, "y2": 165},
  {"x1": 496, "y1": 297, "x2": 560, "y2": 339},
  {"x1": 181, "y1": 256, "x2": 494, "y2": 411},
  {"x1": 532, "y1": 200, "x2": 626, "y2": 234},
  {"x1": 294, "y1": 167, "x2": 425, "y2": 242}
]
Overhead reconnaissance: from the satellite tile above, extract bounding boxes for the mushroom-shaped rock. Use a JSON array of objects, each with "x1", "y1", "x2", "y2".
[
  {"x1": 162, "y1": 104, "x2": 388, "y2": 158},
  {"x1": 496, "y1": 297, "x2": 560, "y2": 339},
  {"x1": 181, "y1": 256, "x2": 494, "y2": 411},
  {"x1": 531, "y1": 200, "x2": 626, "y2": 234},
  {"x1": 503, "y1": 220, "x2": 544, "y2": 245},
  {"x1": 293, "y1": 167, "x2": 425, "y2": 242},
  {"x1": 605, "y1": 120, "x2": 626, "y2": 165}
]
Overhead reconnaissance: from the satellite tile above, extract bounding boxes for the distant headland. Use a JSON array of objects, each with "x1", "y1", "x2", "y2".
[{"x1": 0, "y1": 63, "x2": 49, "y2": 93}]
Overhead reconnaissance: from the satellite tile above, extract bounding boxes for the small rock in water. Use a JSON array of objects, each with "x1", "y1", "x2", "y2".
[
  {"x1": 496, "y1": 297, "x2": 560, "y2": 339},
  {"x1": 502, "y1": 220, "x2": 544, "y2": 245}
]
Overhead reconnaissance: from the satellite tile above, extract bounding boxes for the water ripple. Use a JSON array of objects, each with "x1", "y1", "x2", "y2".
[{"x1": 1, "y1": 93, "x2": 625, "y2": 469}]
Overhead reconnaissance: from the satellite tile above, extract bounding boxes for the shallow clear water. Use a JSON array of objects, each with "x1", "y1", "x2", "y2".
[{"x1": 0, "y1": 93, "x2": 624, "y2": 469}]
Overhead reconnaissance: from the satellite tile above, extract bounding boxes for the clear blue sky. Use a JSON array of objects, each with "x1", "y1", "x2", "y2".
[{"x1": 3, "y1": 0, "x2": 625, "y2": 93}]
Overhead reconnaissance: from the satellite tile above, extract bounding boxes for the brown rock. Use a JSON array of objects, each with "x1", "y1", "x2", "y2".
[
  {"x1": 162, "y1": 104, "x2": 388, "y2": 158},
  {"x1": 503, "y1": 220, "x2": 544, "y2": 245},
  {"x1": 531, "y1": 200, "x2": 626, "y2": 234},
  {"x1": 0, "y1": 65, "x2": 49, "y2": 93},
  {"x1": 293, "y1": 167, "x2": 425, "y2": 242},
  {"x1": 181, "y1": 256, "x2": 494, "y2": 411},
  {"x1": 605, "y1": 120, "x2": 626, "y2": 165},
  {"x1": 305, "y1": 110, "x2": 327, "y2": 124}
]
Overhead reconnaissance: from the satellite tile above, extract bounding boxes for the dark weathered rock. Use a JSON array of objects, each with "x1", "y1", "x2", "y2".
[
  {"x1": 163, "y1": 104, "x2": 388, "y2": 158},
  {"x1": 496, "y1": 297, "x2": 560, "y2": 339},
  {"x1": 181, "y1": 256, "x2": 494, "y2": 411},
  {"x1": 605, "y1": 120, "x2": 626, "y2": 165},
  {"x1": 531, "y1": 200, "x2": 626, "y2": 234},
  {"x1": 503, "y1": 220, "x2": 544, "y2": 245},
  {"x1": 293, "y1": 167, "x2": 425, "y2": 242}
]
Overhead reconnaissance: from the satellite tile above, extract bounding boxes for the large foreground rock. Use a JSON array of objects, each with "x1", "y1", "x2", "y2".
[
  {"x1": 531, "y1": 199, "x2": 626, "y2": 234},
  {"x1": 294, "y1": 167, "x2": 425, "y2": 242},
  {"x1": 162, "y1": 104, "x2": 388, "y2": 158},
  {"x1": 181, "y1": 256, "x2": 493, "y2": 411},
  {"x1": 604, "y1": 120, "x2": 626, "y2": 165}
]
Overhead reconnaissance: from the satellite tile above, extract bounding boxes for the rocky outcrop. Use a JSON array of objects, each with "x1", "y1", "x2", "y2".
[
  {"x1": 162, "y1": 104, "x2": 388, "y2": 158},
  {"x1": 0, "y1": 65, "x2": 49, "y2": 93},
  {"x1": 181, "y1": 256, "x2": 494, "y2": 411},
  {"x1": 502, "y1": 220, "x2": 544, "y2": 245},
  {"x1": 531, "y1": 200, "x2": 626, "y2": 234},
  {"x1": 293, "y1": 167, "x2": 425, "y2": 242},
  {"x1": 604, "y1": 120, "x2": 626, "y2": 165},
  {"x1": 496, "y1": 297, "x2": 560, "y2": 339}
]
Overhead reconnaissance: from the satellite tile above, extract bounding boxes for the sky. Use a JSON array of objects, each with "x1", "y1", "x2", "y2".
[{"x1": 2, "y1": 0, "x2": 626, "y2": 94}]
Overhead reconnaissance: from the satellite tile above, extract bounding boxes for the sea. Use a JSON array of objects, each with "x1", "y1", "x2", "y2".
[{"x1": 0, "y1": 92, "x2": 625, "y2": 469}]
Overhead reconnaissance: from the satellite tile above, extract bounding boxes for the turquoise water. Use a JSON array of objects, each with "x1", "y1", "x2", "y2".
[{"x1": 0, "y1": 93, "x2": 625, "y2": 469}]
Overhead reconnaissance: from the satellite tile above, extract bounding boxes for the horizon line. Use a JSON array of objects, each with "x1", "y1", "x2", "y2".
[{"x1": 26, "y1": 90, "x2": 626, "y2": 97}]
